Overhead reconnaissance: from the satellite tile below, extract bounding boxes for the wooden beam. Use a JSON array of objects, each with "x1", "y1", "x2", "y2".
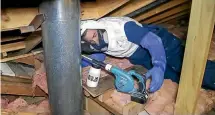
[
  {"x1": 85, "y1": 97, "x2": 112, "y2": 115},
  {"x1": 97, "y1": 0, "x2": 129, "y2": 17},
  {"x1": 1, "y1": 111, "x2": 38, "y2": 115},
  {"x1": 18, "y1": 31, "x2": 42, "y2": 54},
  {"x1": 2, "y1": 52, "x2": 8, "y2": 57},
  {"x1": 98, "y1": 89, "x2": 114, "y2": 102},
  {"x1": 109, "y1": 0, "x2": 155, "y2": 17},
  {"x1": 1, "y1": 75, "x2": 32, "y2": 84},
  {"x1": 13, "y1": 55, "x2": 36, "y2": 66},
  {"x1": 1, "y1": 80, "x2": 47, "y2": 96},
  {"x1": 81, "y1": 0, "x2": 129, "y2": 20},
  {"x1": 92, "y1": 98, "x2": 122, "y2": 115},
  {"x1": 2, "y1": 110, "x2": 91, "y2": 115},
  {"x1": 83, "y1": 76, "x2": 115, "y2": 97},
  {"x1": 174, "y1": 0, "x2": 215, "y2": 115},
  {"x1": 134, "y1": 0, "x2": 189, "y2": 21},
  {"x1": 1, "y1": 8, "x2": 38, "y2": 30},
  {"x1": 1, "y1": 4, "x2": 101, "y2": 26},
  {"x1": 142, "y1": 3, "x2": 191, "y2": 24},
  {"x1": 153, "y1": 10, "x2": 190, "y2": 25},
  {"x1": 1, "y1": 42, "x2": 26, "y2": 53},
  {"x1": 81, "y1": 2, "x2": 99, "y2": 19},
  {"x1": 1, "y1": 36, "x2": 25, "y2": 43},
  {"x1": 0, "y1": 50, "x2": 43, "y2": 62}
]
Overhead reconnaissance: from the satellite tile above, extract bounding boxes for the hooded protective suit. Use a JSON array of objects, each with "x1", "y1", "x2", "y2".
[
  {"x1": 81, "y1": 17, "x2": 166, "y2": 92},
  {"x1": 81, "y1": 17, "x2": 140, "y2": 57},
  {"x1": 80, "y1": 17, "x2": 215, "y2": 92}
]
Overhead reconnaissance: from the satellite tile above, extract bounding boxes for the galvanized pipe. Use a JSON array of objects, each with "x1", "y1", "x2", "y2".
[{"x1": 39, "y1": 0, "x2": 83, "y2": 115}]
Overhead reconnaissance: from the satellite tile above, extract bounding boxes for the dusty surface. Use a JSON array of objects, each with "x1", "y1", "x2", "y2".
[
  {"x1": 1, "y1": 97, "x2": 92, "y2": 115},
  {"x1": 31, "y1": 55, "x2": 215, "y2": 115},
  {"x1": 104, "y1": 98, "x2": 123, "y2": 113},
  {"x1": 111, "y1": 90, "x2": 131, "y2": 107},
  {"x1": 143, "y1": 80, "x2": 178, "y2": 115},
  {"x1": 33, "y1": 57, "x2": 133, "y2": 93},
  {"x1": 105, "y1": 79, "x2": 215, "y2": 115},
  {"x1": 2, "y1": 98, "x2": 50, "y2": 114},
  {"x1": 1, "y1": 98, "x2": 9, "y2": 109},
  {"x1": 33, "y1": 64, "x2": 48, "y2": 93}
]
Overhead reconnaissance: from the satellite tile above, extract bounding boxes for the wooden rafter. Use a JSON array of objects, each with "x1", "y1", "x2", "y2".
[
  {"x1": 142, "y1": 3, "x2": 191, "y2": 24},
  {"x1": 153, "y1": 10, "x2": 190, "y2": 25},
  {"x1": 109, "y1": 0, "x2": 155, "y2": 17},
  {"x1": 134, "y1": 0, "x2": 189, "y2": 22},
  {"x1": 174, "y1": 0, "x2": 215, "y2": 114}
]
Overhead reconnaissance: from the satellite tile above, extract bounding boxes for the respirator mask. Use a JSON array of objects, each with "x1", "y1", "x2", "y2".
[{"x1": 81, "y1": 30, "x2": 108, "y2": 53}]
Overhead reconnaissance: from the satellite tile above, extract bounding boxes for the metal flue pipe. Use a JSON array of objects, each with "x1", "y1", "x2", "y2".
[{"x1": 39, "y1": 0, "x2": 83, "y2": 115}]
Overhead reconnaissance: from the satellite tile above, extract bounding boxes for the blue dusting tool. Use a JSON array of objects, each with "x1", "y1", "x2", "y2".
[{"x1": 82, "y1": 55, "x2": 148, "y2": 104}]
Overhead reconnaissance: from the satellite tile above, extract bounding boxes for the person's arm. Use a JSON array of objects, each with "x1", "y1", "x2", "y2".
[
  {"x1": 124, "y1": 21, "x2": 166, "y2": 92},
  {"x1": 81, "y1": 53, "x2": 106, "y2": 67}
]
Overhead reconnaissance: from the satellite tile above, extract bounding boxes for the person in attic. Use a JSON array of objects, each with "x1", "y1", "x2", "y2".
[{"x1": 80, "y1": 17, "x2": 215, "y2": 93}]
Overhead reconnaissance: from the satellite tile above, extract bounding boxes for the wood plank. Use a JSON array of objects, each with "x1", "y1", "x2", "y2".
[
  {"x1": 13, "y1": 55, "x2": 36, "y2": 66},
  {"x1": 84, "y1": 90, "x2": 91, "y2": 97},
  {"x1": 95, "y1": 96, "x2": 146, "y2": 115},
  {"x1": 1, "y1": 42, "x2": 26, "y2": 53},
  {"x1": 6, "y1": 62, "x2": 35, "y2": 78},
  {"x1": 2, "y1": 110, "x2": 92, "y2": 115},
  {"x1": 154, "y1": 10, "x2": 190, "y2": 25},
  {"x1": 1, "y1": 62, "x2": 35, "y2": 79},
  {"x1": 0, "y1": 50, "x2": 43, "y2": 62},
  {"x1": 81, "y1": 2, "x2": 99, "y2": 20},
  {"x1": 1, "y1": 1, "x2": 127, "y2": 25},
  {"x1": 1, "y1": 25, "x2": 36, "y2": 35},
  {"x1": 1, "y1": 75, "x2": 32, "y2": 84},
  {"x1": 109, "y1": 0, "x2": 155, "y2": 17},
  {"x1": 1, "y1": 63, "x2": 15, "y2": 76},
  {"x1": 1, "y1": 111, "x2": 38, "y2": 115},
  {"x1": 1, "y1": 27, "x2": 20, "y2": 32},
  {"x1": 83, "y1": 76, "x2": 115, "y2": 97},
  {"x1": 1, "y1": 8, "x2": 38, "y2": 30},
  {"x1": 1, "y1": 80, "x2": 47, "y2": 96},
  {"x1": 134, "y1": 0, "x2": 189, "y2": 21},
  {"x1": 81, "y1": 0, "x2": 129, "y2": 20},
  {"x1": 142, "y1": 3, "x2": 191, "y2": 24},
  {"x1": 2, "y1": 52, "x2": 8, "y2": 57},
  {"x1": 19, "y1": 25, "x2": 35, "y2": 34},
  {"x1": 93, "y1": 98, "x2": 122, "y2": 115},
  {"x1": 18, "y1": 31, "x2": 42, "y2": 54},
  {"x1": 29, "y1": 14, "x2": 45, "y2": 31},
  {"x1": 97, "y1": 0, "x2": 129, "y2": 17},
  {"x1": 85, "y1": 97, "x2": 112, "y2": 115},
  {"x1": 174, "y1": 0, "x2": 215, "y2": 115},
  {"x1": 98, "y1": 89, "x2": 114, "y2": 102},
  {"x1": 1, "y1": 36, "x2": 25, "y2": 43}
]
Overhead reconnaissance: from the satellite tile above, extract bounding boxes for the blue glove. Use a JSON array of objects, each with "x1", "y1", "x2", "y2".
[
  {"x1": 124, "y1": 21, "x2": 166, "y2": 92},
  {"x1": 141, "y1": 32, "x2": 166, "y2": 93},
  {"x1": 145, "y1": 66, "x2": 164, "y2": 92},
  {"x1": 81, "y1": 53, "x2": 106, "y2": 67}
]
